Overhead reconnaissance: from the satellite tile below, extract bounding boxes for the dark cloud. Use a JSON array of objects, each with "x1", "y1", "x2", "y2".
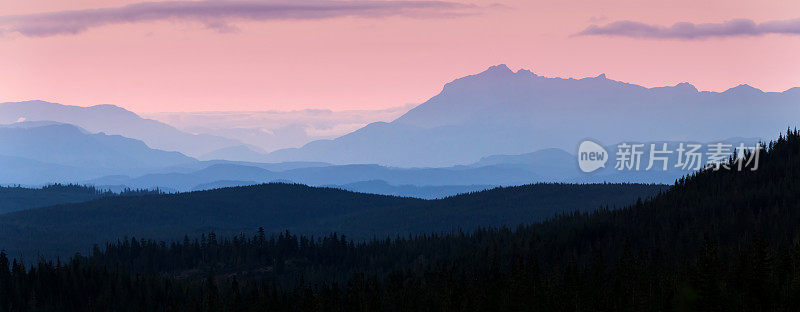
[
  {"x1": 577, "y1": 18, "x2": 800, "y2": 39},
  {"x1": 0, "y1": 0, "x2": 472, "y2": 37}
]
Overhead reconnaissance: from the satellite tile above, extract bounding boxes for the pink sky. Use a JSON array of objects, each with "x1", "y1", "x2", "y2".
[{"x1": 1, "y1": 0, "x2": 799, "y2": 113}]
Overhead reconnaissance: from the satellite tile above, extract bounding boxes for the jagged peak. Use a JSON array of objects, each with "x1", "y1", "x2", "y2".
[
  {"x1": 515, "y1": 68, "x2": 537, "y2": 77},
  {"x1": 481, "y1": 64, "x2": 513, "y2": 75},
  {"x1": 674, "y1": 82, "x2": 698, "y2": 92},
  {"x1": 439, "y1": 64, "x2": 520, "y2": 91}
]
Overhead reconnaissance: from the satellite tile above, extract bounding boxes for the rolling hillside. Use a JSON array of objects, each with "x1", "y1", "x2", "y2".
[
  {"x1": 0, "y1": 183, "x2": 665, "y2": 257},
  {"x1": 2, "y1": 131, "x2": 798, "y2": 311}
]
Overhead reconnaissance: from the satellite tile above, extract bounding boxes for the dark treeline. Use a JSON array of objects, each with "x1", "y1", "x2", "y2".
[
  {"x1": 0, "y1": 182, "x2": 663, "y2": 258},
  {"x1": 1, "y1": 130, "x2": 800, "y2": 311},
  {"x1": 0, "y1": 184, "x2": 160, "y2": 214}
]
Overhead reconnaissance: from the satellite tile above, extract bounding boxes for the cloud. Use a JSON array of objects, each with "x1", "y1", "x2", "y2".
[
  {"x1": 0, "y1": 0, "x2": 472, "y2": 37},
  {"x1": 142, "y1": 104, "x2": 416, "y2": 152},
  {"x1": 577, "y1": 18, "x2": 800, "y2": 39}
]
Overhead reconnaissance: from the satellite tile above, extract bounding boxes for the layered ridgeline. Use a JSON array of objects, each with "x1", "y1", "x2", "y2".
[
  {"x1": 4, "y1": 68, "x2": 795, "y2": 189},
  {"x1": 0, "y1": 111, "x2": 718, "y2": 193},
  {"x1": 89, "y1": 138, "x2": 760, "y2": 193},
  {"x1": 0, "y1": 122, "x2": 198, "y2": 184},
  {"x1": 0, "y1": 183, "x2": 662, "y2": 257},
  {"x1": 0, "y1": 119, "x2": 518, "y2": 197},
  {"x1": 265, "y1": 65, "x2": 800, "y2": 167},
  {"x1": 0, "y1": 120, "x2": 761, "y2": 193},
  {"x1": 5, "y1": 69, "x2": 799, "y2": 168},
  {"x1": 1, "y1": 130, "x2": 798, "y2": 311},
  {"x1": 0, "y1": 101, "x2": 244, "y2": 158}
]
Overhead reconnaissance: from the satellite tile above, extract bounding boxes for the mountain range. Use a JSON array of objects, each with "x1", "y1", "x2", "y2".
[
  {"x1": 5, "y1": 65, "x2": 796, "y2": 169},
  {"x1": 1, "y1": 65, "x2": 796, "y2": 195},
  {"x1": 0, "y1": 119, "x2": 505, "y2": 197},
  {"x1": 0, "y1": 122, "x2": 197, "y2": 184},
  {"x1": 80, "y1": 138, "x2": 758, "y2": 195},
  {"x1": 0, "y1": 100, "x2": 244, "y2": 157},
  {"x1": 263, "y1": 65, "x2": 799, "y2": 167},
  {"x1": 0, "y1": 118, "x2": 759, "y2": 197}
]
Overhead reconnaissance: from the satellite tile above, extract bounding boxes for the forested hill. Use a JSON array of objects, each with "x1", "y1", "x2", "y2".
[
  {"x1": 0, "y1": 184, "x2": 158, "y2": 214},
  {"x1": 1, "y1": 130, "x2": 798, "y2": 311},
  {"x1": 0, "y1": 184, "x2": 106, "y2": 214},
  {"x1": 0, "y1": 182, "x2": 665, "y2": 258}
]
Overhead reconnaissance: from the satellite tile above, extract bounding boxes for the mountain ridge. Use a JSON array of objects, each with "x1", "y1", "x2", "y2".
[
  {"x1": 0, "y1": 100, "x2": 245, "y2": 157},
  {"x1": 263, "y1": 65, "x2": 799, "y2": 167},
  {"x1": 0, "y1": 121, "x2": 198, "y2": 184}
]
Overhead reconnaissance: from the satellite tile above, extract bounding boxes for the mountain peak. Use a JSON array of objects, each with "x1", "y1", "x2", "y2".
[
  {"x1": 90, "y1": 104, "x2": 126, "y2": 110},
  {"x1": 675, "y1": 82, "x2": 698, "y2": 92},
  {"x1": 481, "y1": 64, "x2": 513, "y2": 75},
  {"x1": 87, "y1": 104, "x2": 140, "y2": 116},
  {"x1": 723, "y1": 84, "x2": 764, "y2": 95},
  {"x1": 515, "y1": 68, "x2": 537, "y2": 77}
]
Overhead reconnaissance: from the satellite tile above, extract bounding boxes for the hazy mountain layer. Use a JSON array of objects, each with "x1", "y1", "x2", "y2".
[
  {"x1": 0, "y1": 122, "x2": 197, "y2": 184},
  {"x1": 0, "y1": 100, "x2": 243, "y2": 157}
]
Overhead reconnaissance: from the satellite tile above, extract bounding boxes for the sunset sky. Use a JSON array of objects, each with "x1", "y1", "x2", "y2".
[{"x1": 1, "y1": 0, "x2": 799, "y2": 113}]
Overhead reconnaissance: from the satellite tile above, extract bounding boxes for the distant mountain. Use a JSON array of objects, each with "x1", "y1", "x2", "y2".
[
  {"x1": 0, "y1": 122, "x2": 195, "y2": 168},
  {"x1": 200, "y1": 145, "x2": 271, "y2": 162},
  {"x1": 0, "y1": 122, "x2": 197, "y2": 184},
  {"x1": 0, "y1": 100, "x2": 244, "y2": 157},
  {"x1": 469, "y1": 148, "x2": 576, "y2": 179},
  {"x1": 276, "y1": 163, "x2": 538, "y2": 186},
  {"x1": 191, "y1": 179, "x2": 495, "y2": 199},
  {"x1": 470, "y1": 138, "x2": 762, "y2": 184},
  {"x1": 191, "y1": 180, "x2": 259, "y2": 191},
  {"x1": 85, "y1": 164, "x2": 274, "y2": 191},
  {"x1": 84, "y1": 163, "x2": 540, "y2": 193},
  {"x1": 328, "y1": 180, "x2": 495, "y2": 199},
  {"x1": 264, "y1": 65, "x2": 799, "y2": 167},
  {"x1": 142, "y1": 105, "x2": 414, "y2": 154},
  {"x1": 0, "y1": 182, "x2": 665, "y2": 257},
  {"x1": 0, "y1": 154, "x2": 88, "y2": 185},
  {"x1": 84, "y1": 137, "x2": 759, "y2": 195}
]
